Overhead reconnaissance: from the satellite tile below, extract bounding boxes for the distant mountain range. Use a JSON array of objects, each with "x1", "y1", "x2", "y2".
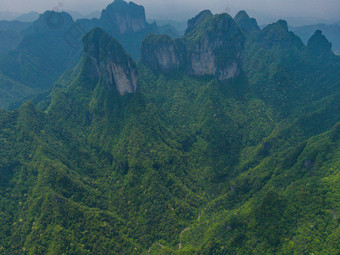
[{"x1": 291, "y1": 23, "x2": 340, "y2": 54}]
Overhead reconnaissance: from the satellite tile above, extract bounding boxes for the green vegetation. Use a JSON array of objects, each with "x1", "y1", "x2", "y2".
[{"x1": 0, "y1": 10, "x2": 339, "y2": 255}]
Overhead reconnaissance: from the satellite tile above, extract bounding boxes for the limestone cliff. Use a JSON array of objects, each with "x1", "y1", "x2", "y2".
[
  {"x1": 185, "y1": 13, "x2": 245, "y2": 81},
  {"x1": 141, "y1": 34, "x2": 185, "y2": 73},
  {"x1": 141, "y1": 12, "x2": 245, "y2": 82},
  {"x1": 100, "y1": 0, "x2": 148, "y2": 34},
  {"x1": 83, "y1": 28, "x2": 138, "y2": 95}
]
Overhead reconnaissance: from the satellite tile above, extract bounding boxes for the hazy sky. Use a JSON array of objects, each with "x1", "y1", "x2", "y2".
[{"x1": 2, "y1": 0, "x2": 340, "y2": 23}]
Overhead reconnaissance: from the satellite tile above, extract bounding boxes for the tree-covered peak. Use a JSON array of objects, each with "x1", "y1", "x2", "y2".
[
  {"x1": 307, "y1": 29, "x2": 333, "y2": 55},
  {"x1": 234, "y1": 10, "x2": 260, "y2": 34},
  {"x1": 32, "y1": 10, "x2": 74, "y2": 33},
  {"x1": 185, "y1": 12, "x2": 243, "y2": 43},
  {"x1": 185, "y1": 10, "x2": 213, "y2": 35},
  {"x1": 263, "y1": 19, "x2": 289, "y2": 34},
  {"x1": 260, "y1": 19, "x2": 304, "y2": 49}
]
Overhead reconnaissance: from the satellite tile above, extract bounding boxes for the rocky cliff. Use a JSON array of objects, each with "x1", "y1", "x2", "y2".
[
  {"x1": 185, "y1": 13, "x2": 245, "y2": 81},
  {"x1": 100, "y1": 0, "x2": 147, "y2": 34},
  {"x1": 141, "y1": 12, "x2": 245, "y2": 82},
  {"x1": 141, "y1": 34, "x2": 185, "y2": 73},
  {"x1": 83, "y1": 28, "x2": 138, "y2": 95}
]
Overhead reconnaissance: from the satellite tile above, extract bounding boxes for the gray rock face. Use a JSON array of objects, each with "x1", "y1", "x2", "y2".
[
  {"x1": 141, "y1": 35, "x2": 185, "y2": 73},
  {"x1": 100, "y1": 0, "x2": 147, "y2": 34},
  {"x1": 84, "y1": 28, "x2": 138, "y2": 95},
  {"x1": 186, "y1": 13, "x2": 245, "y2": 81},
  {"x1": 141, "y1": 13, "x2": 245, "y2": 82}
]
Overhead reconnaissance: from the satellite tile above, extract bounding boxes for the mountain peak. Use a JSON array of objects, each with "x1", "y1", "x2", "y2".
[
  {"x1": 100, "y1": 0, "x2": 147, "y2": 34},
  {"x1": 265, "y1": 19, "x2": 289, "y2": 32},
  {"x1": 83, "y1": 28, "x2": 138, "y2": 95},
  {"x1": 307, "y1": 30, "x2": 333, "y2": 55},
  {"x1": 142, "y1": 13, "x2": 245, "y2": 82},
  {"x1": 234, "y1": 10, "x2": 260, "y2": 34},
  {"x1": 185, "y1": 10, "x2": 213, "y2": 34},
  {"x1": 261, "y1": 19, "x2": 304, "y2": 49},
  {"x1": 32, "y1": 11, "x2": 74, "y2": 33}
]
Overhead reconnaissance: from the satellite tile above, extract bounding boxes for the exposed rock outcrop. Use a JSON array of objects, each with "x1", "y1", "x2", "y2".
[
  {"x1": 186, "y1": 13, "x2": 245, "y2": 81},
  {"x1": 141, "y1": 12, "x2": 245, "y2": 82},
  {"x1": 83, "y1": 28, "x2": 138, "y2": 95},
  {"x1": 100, "y1": 0, "x2": 148, "y2": 34},
  {"x1": 99, "y1": 0, "x2": 157, "y2": 59},
  {"x1": 141, "y1": 34, "x2": 185, "y2": 73}
]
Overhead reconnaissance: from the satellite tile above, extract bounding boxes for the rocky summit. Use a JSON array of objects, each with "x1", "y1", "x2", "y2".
[
  {"x1": 308, "y1": 30, "x2": 333, "y2": 55},
  {"x1": 100, "y1": 0, "x2": 148, "y2": 34},
  {"x1": 141, "y1": 12, "x2": 245, "y2": 82},
  {"x1": 83, "y1": 28, "x2": 138, "y2": 95}
]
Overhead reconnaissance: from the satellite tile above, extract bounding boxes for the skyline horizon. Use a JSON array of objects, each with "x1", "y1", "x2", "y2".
[{"x1": 1, "y1": 0, "x2": 340, "y2": 26}]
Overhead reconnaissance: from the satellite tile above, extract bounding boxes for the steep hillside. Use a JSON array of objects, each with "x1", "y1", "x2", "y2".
[{"x1": 0, "y1": 9, "x2": 339, "y2": 255}]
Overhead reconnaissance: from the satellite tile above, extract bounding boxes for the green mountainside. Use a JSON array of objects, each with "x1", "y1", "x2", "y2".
[
  {"x1": 0, "y1": 0, "x2": 160, "y2": 109},
  {"x1": 0, "y1": 9, "x2": 339, "y2": 255}
]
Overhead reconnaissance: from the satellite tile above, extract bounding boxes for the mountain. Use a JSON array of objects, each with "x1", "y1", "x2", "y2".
[
  {"x1": 291, "y1": 23, "x2": 340, "y2": 54},
  {"x1": 0, "y1": 0, "x2": 162, "y2": 109},
  {"x1": 0, "y1": 0, "x2": 182, "y2": 109},
  {"x1": 83, "y1": 28, "x2": 139, "y2": 95},
  {"x1": 0, "y1": 8, "x2": 339, "y2": 255},
  {"x1": 142, "y1": 12, "x2": 245, "y2": 82},
  {"x1": 0, "y1": 11, "x2": 81, "y2": 92},
  {"x1": 0, "y1": 11, "x2": 82, "y2": 109},
  {"x1": 234, "y1": 10, "x2": 260, "y2": 35},
  {"x1": 242, "y1": 16, "x2": 339, "y2": 117},
  {"x1": 98, "y1": 0, "x2": 157, "y2": 59}
]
